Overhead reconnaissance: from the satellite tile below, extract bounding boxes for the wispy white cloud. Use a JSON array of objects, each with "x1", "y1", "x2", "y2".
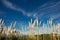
[
  {"x1": 34, "y1": 1, "x2": 60, "y2": 13},
  {"x1": 2, "y1": 0, "x2": 26, "y2": 14},
  {"x1": 2, "y1": 0, "x2": 60, "y2": 19},
  {"x1": 2, "y1": 0, "x2": 38, "y2": 18},
  {"x1": 33, "y1": 1, "x2": 60, "y2": 19}
]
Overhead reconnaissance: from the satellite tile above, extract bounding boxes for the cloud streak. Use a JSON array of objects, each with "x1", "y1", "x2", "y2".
[
  {"x1": 2, "y1": 0, "x2": 32, "y2": 17},
  {"x1": 33, "y1": 1, "x2": 60, "y2": 19},
  {"x1": 2, "y1": 0, "x2": 39, "y2": 18},
  {"x1": 2, "y1": 0, "x2": 60, "y2": 19}
]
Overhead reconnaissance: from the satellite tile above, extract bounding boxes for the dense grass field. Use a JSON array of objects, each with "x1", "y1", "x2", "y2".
[{"x1": 0, "y1": 34, "x2": 60, "y2": 40}]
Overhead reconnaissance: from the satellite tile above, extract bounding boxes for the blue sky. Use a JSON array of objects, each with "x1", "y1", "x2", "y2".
[{"x1": 0, "y1": 0, "x2": 60, "y2": 31}]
